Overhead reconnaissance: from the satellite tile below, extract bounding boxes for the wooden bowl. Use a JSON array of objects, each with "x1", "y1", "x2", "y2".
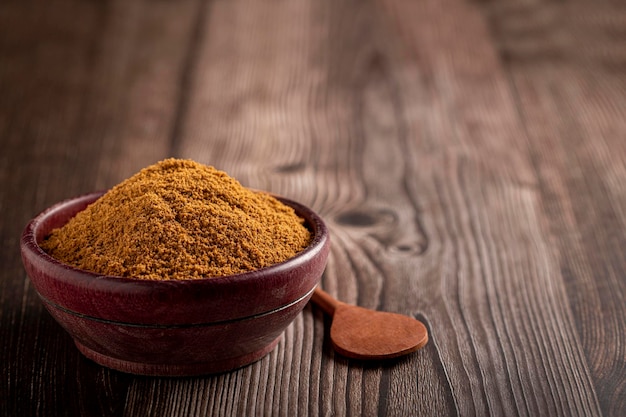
[{"x1": 20, "y1": 192, "x2": 330, "y2": 376}]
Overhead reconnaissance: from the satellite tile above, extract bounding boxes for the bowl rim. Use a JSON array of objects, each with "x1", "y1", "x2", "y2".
[{"x1": 20, "y1": 191, "x2": 330, "y2": 324}]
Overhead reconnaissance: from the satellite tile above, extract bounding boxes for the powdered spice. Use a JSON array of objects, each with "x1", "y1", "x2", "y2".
[{"x1": 41, "y1": 159, "x2": 312, "y2": 280}]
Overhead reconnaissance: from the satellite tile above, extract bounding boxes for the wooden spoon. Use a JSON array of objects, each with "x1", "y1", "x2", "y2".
[{"x1": 310, "y1": 287, "x2": 429, "y2": 360}]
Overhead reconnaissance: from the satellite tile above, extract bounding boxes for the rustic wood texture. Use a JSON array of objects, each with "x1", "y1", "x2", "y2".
[{"x1": 1, "y1": 0, "x2": 624, "y2": 416}]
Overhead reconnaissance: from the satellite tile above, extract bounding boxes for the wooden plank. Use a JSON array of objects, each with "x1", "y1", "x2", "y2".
[
  {"x1": 511, "y1": 66, "x2": 626, "y2": 417},
  {"x1": 479, "y1": 2, "x2": 626, "y2": 415},
  {"x1": 0, "y1": 0, "x2": 201, "y2": 415},
  {"x1": 160, "y1": 0, "x2": 458, "y2": 415},
  {"x1": 372, "y1": 0, "x2": 605, "y2": 415}
]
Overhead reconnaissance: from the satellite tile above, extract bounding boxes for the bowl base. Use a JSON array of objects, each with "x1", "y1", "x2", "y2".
[{"x1": 74, "y1": 336, "x2": 282, "y2": 376}]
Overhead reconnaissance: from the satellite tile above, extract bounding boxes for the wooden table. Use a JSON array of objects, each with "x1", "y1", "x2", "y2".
[{"x1": 1, "y1": 0, "x2": 624, "y2": 415}]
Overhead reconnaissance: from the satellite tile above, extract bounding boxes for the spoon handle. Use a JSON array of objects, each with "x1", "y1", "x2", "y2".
[{"x1": 310, "y1": 287, "x2": 342, "y2": 317}]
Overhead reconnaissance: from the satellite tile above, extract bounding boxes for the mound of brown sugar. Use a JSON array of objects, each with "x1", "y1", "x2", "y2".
[{"x1": 41, "y1": 159, "x2": 312, "y2": 280}]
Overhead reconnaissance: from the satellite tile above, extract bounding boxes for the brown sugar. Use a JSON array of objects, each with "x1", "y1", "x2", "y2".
[{"x1": 41, "y1": 159, "x2": 312, "y2": 280}]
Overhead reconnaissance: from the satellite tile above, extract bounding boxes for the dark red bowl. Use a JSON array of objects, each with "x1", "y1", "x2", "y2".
[{"x1": 20, "y1": 192, "x2": 330, "y2": 376}]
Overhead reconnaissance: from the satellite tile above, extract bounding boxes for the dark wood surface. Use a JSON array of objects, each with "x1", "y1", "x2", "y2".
[{"x1": 1, "y1": 0, "x2": 624, "y2": 416}]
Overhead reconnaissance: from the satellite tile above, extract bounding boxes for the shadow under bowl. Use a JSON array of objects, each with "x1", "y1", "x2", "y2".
[{"x1": 20, "y1": 192, "x2": 330, "y2": 376}]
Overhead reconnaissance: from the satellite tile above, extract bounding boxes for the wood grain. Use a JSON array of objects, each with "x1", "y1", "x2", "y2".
[
  {"x1": 1, "y1": 0, "x2": 624, "y2": 416},
  {"x1": 480, "y1": 2, "x2": 626, "y2": 415}
]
